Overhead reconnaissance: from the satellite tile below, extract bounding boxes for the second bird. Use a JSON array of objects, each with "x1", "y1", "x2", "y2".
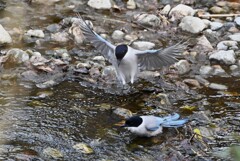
[{"x1": 77, "y1": 16, "x2": 186, "y2": 85}]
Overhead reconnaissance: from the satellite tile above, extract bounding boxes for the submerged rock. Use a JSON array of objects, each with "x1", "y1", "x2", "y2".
[
  {"x1": 179, "y1": 16, "x2": 205, "y2": 34},
  {"x1": 209, "y1": 50, "x2": 236, "y2": 65},
  {"x1": 0, "y1": 24, "x2": 12, "y2": 44},
  {"x1": 43, "y1": 147, "x2": 63, "y2": 159},
  {"x1": 113, "y1": 107, "x2": 132, "y2": 119},
  {"x1": 87, "y1": 0, "x2": 113, "y2": 9},
  {"x1": 73, "y1": 143, "x2": 94, "y2": 154}
]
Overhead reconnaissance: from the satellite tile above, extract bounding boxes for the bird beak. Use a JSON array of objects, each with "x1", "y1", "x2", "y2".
[{"x1": 114, "y1": 120, "x2": 126, "y2": 127}]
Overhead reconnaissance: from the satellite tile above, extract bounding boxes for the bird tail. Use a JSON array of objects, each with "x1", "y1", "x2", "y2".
[{"x1": 161, "y1": 113, "x2": 188, "y2": 127}]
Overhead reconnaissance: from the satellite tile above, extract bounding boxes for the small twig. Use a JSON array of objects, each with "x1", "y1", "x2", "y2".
[{"x1": 199, "y1": 13, "x2": 240, "y2": 18}]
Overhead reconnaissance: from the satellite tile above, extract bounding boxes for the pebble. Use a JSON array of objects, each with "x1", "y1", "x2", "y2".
[
  {"x1": 169, "y1": 4, "x2": 195, "y2": 20},
  {"x1": 183, "y1": 79, "x2": 201, "y2": 88},
  {"x1": 101, "y1": 66, "x2": 116, "y2": 79},
  {"x1": 195, "y1": 75, "x2": 210, "y2": 86},
  {"x1": 212, "y1": 65, "x2": 227, "y2": 76},
  {"x1": 210, "y1": 22, "x2": 223, "y2": 31},
  {"x1": 0, "y1": 24, "x2": 12, "y2": 44},
  {"x1": 230, "y1": 65, "x2": 238, "y2": 71},
  {"x1": 6, "y1": 48, "x2": 29, "y2": 64},
  {"x1": 217, "y1": 41, "x2": 238, "y2": 50},
  {"x1": 195, "y1": 35, "x2": 213, "y2": 52},
  {"x1": 209, "y1": 6, "x2": 227, "y2": 14},
  {"x1": 51, "y1": 32, "x2": 70, "y2": 42},
  {"x1": 46, "y1": 23, "x2": 61, "y2": 33},
  {"x1": 235, "y1": 17, "x2": 240, "y2": 26},
  {"x1": 76, "y1": 62, "x2": 91, "y2": 69},
  {"x1": 36, "y1": 80, "x2": 57, "y2": 88},
  {"x1": 127, "y1": 0, "x2": 136, "y2": 9},
  {"x1": 87, "y1": 0, "x2": 112, "y2": 9},
  {"x1": 209, "y1": 83, "x2": 228, "y2": 90},
  {"x1": 155, "y1": 93, "x2": 171, "y2": 105},
  {"x1": 111, "y1": 30, "x2": 124, "y2": 40},
  {"x1": 228, "y1": 33, "x2": 240, "y2": 42},
  {"x1": 175, "y1": 60, "x2": 190, "y2": 75},
  {"x1": 179, "y1": 16, "x2": 205, "y2": 34},
  {"x1": 92, "y1": 56, "x2": 105, "y2": 62},
  {"x1": 209, "y1": 50, "x2": 236, "y2": 65},
  {"x1": 132, "y1": 41, "x2": 155, "y2": 50},
  {"x1": 199, "y1": 65, "x2": 213, "y2": 75},
  {"x1": 26, "y1": 29, "x2": 45, "y2": 38},
  {"x1": 134, "y1": 13, "x2": 161, "y2": 27}
]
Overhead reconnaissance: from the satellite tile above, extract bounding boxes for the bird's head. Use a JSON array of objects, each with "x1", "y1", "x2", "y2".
[
  {"x1": 121, "y1": 116, "x2": 143, "y2": 127},
  {"x1": 115, "y1": 44, "x2": 128, "y2": 64}
]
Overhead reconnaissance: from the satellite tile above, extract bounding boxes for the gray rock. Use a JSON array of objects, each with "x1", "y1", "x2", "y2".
[
  {"x1": 209, "y1": 50, "x2": 236, "y2": 65},
  {"x1": 127, "y1": 0, "x2": 136, "y2": 9},
  {"x1": 76, "y1": 62, "x2": 91, "y2": 69},
  {"x1": 203, "y1": 29, "x2": 220, "y2": 43},
  {"x1": 102, "y1": 66, "x2": 116, "y2": 78},
  {"x1": 175, "y1": 60, "x2": 190, "y2": 74},
  {"x1": 195, "y1": 35, "x2": 213, "y2": 52},
  {"x1": 228, "y1": 33, "x2": 240, "y2": 42},
  {"x1": 92, "y1": 56, "x2": 105, "y2": 62},
  {"x1": 87, "y1": 0, "x2": 112, "y2": 9},
  {"x1": 209, "y1": 83, "x2": 227, "y2": 90},
  {"x1": 138, "y1": 71, "x2": 160, "y2": 80},
  {"x1": 235, "y1": 17, "x2": 240, "y2": 26},
  {"x1": 183, "y1": 79, "x2": 201, "y2": 88},
  {"x1": 210, "y1": 22, "x2": 223, "y2": 30},
  {"x1": 134, "y1": 13, "x2": 161, "y2": 27},
  {"x1": 26, "y1": 29, "x2": 45, "y2": 38},
  {"x1": 46, "y1": 23, "x2": 61, "y2": 33},
  {"x1": 6, "y1": 49, "x2": 29, "y2": 64},
  {"x1": 36, "y1": 80, "x2": 57, "y2": 88},
  {"x1": 179, "y1": 16, "x2": 205, "y2": 34},
  {"x1": 161, "y1": 4, "x2": 171, "y2": 15},
  {"x1": 0, "y1": 24, "x2": 12, "y2": 44},
  {"x1": 199, "y1": 65, "x2": 213, "y2": 75},
  {"x1": 51, "y1": 32, "x2": 70, "y2": 42},
  {"x1": 212, "y1": 65, "x2": 227, "y2": 76},
  {"x1": 195, "y1": 75, "x2": 210, "y2": 86},
  {"x1": 217, "y1": 41, "x2": 238, "y2": 50},
  {"x1": 73, "y1": 143, "x2": 94, "y2": 154},
  {"x1": 202, "y1": 19, "x2": 211, "y2": 28},
  {"x1": 210, "y1": 6, "x2": 227, "y2": 14},
  {"x1": 124, "y1": 34, "x2": 138, "y2": 41},
  {"x1": 230, "y1": 65, "x2": 238, "y2": 71},
  {"x1": 169, "y1": 4, "x2": 195, "y2": 21},
  {"x1": 111, "y1": 30, "x2": 124, "y2": 40},
  {"x1": 132, "y1": 41, "x2": 155, "y2": 50}
]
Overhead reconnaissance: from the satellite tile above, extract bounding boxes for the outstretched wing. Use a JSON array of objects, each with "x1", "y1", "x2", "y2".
[
  {"x1": 76, "y1": 15, "x2": 117, "y2": 65},
  {"x1": 136, "y1": 42, "x2": 186, "y2": 70}
]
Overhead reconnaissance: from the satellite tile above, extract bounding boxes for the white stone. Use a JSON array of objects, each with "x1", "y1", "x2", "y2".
[
  {"x1": 132, "y1": 41, "x2": 155, "y2": 50},
  {"x1": 111, "y1": 30, "x2": 124, "y2": 40},
  {"x1": 210, "y1": 22, "x2": 223, "y2": 30},
  {"x1": 234, "y1": 17, "x2": 240, "y2": 26},
  {"x1": 161, "y1": 5, "x2": 171, "y2": 15},
  {"x1": 228, "y1": 33, "x2": 240, "y2": 42},
  {"x1": 217, "y1": 41, "x2": 238, "y2": 50},
  {"x1": 169, "y1": 4, "x2": 195, "y2": 20},
  {"x1": 175, "y1": 60, "x2": 190, "y2": 75},
  {"x1": 0, "y1": 24, "x2": 12, "y2": 44},
  {"x1": 134, "y1": 13, "x2": 160, "y2": 27},
  {"x1": 26, "y1": 29, "x2": 45, "y2": 38},
  {"x1": 209, "y1": 50, "x2": 236, "y2": 65},
  {"x1": 127, "y1": 0, "x2": 136, "y2": 9},
  {"x1": 93, "y1": 56, "x2": 105, "y2": 61},
  {"x1": 179, "y1": 16, "x2": 205, "y2": 34},
  {"x1": 209, "y1": 83, "x2": 227, "y2": 90},
  {"x1": 200, "y1": 66, "x2": 213, "y2": 75},
  {"x1": 202, "y1": 19, "x2": 211, "y2": 28},
  {"x1": 87, "y1": 0, "x2": 112, "y2": 9},
  {"x1": 196, "y1": 35, "x2": 213, "y2": 51}
]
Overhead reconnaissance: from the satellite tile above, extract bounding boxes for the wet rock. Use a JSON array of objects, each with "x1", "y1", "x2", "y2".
[
  {"x1": 230, "y1": 65, "x2": 238, "y2": 71},
  {"x1": 124, "y1": 34, "x2": 138, "y2": 41},
  {"x1": 209, "y1": 6, "x2": 227, "y2": 14},
  {"x1": 51, "y1": 32, "x2": 70, "y2": 42},
  {"x1": 73, "y1": 143, "x2": 94, "y2": 154},
  {"x1": 127, "y1": 0, "x2": 136, "y2": 9},
  {"x1": 210, "y1": 22, "x2": 223, "y2": 31},
  {"x1": 199, "y1": 66, "x2": 213, "y2": 76},
  {"x1": 203, "y1": 29, "x2": 220, "y2": 43},
  {"x1": 43, "y1": 147, "x2": 63, "y2": 160},
  {"x1": 209, "y1": 83, "x2": 227, "y2": 90},
  {"x1": 155, "y1": 93, "x2": 171, "y2": 106},
  {"x1": 26, "y1": 29, "x2": 44, "y2": 38},
  {"x1": 195, "y1": 75, "x2": 210, "y2": 86},
  {"x1": 112, "y1": 30, "x2": 124, "y2": 40},
  {"x1": 101, "y1": 66, "x2": 116, "y2": 79},
  {"x1": 76, "y1": 62, "x2": 91, "y2": 69},
  {"x1": 160, "y1": 4, "x2": 171, "y2": 15},
  {"x1": 36, "y1": 80, "x2": 57, "y2": 88},
  {"x1": 228, "y1": 33, "x2": 240, "y2": 42},
  {"x1": 21, "y1": 70, "x2": 39, "y2": 82},
  {"x1": 198, "y1": 126, "x2": 214, "y2": 138},
  {"x1": 195, "y1": 35, "x2": 213, "y2": 52},
  {"x1": 46, "y1": 23, "x2": 61, "y2": 33},
  {"x1": 212, "y1": 65, "x2": 227, "y2": 76},
  {"x1": 0, "y1": 0, "x2": 6, "y2": 10},
  {"x1": 0, "y1": 24, "x2": 12, "y2": 44},
  {"x1": 30, "y1": 55, "x2": 49, "y2": 66},
  {"x1": 87, "y1": 0, "x2": 113, "y2": 9},
  {"x1": 37, "y1": 91, "x2": 54, "y2": 98},
  {"x1": 134, "y1": 13, "x2": 161, "y2": 27},
  {"x1": 235, "y1": 17, "x2": 240, "y2": 26},
  {"x1": 209, "y1": 50, "x2": 236, "y2": 65},
  {"x1": 89, "y1": 67, "x2": 101, "y2": 78},
  {"x1": 179, "y1": 16, "x2": 205, "y2": 34},
  {"x1": 169, "y1": 4, "x2": 195, "y2": 21},
  {"x1": 191, "y1": 111, "x2": 211, "y2": 124},
  {"x1": 217, "y1": 41, "x2": 238, "y2": 50},
  {"x1": 183, "y1": 79, "x2": 201, "y2": 88},
  {"x1": 2, "y1": 49, "x2": 29, "y2": 67},
  {"x1": 138, "y1": 71, "x2": 160, "y2": 80},
  {"x1": 92, "y1": 56, "x2": 105, "y2": 63},
  {"x1": 175, "y1": 60, "x2": 190, "y2": 75},
  {"x1": 14, "y1": 154, "x2": 44, "y2": 161},
  {"x1": 132, "y1": 41, "x2": 155, "y2": 50},
  {"x1": 55, "y1": 49, "x2": 71, "y2": 62},
  {"x1": 113, "y1": 107, "x2": 132, "y2": 119},
  {"x1": 212, "y1": 147, "x2": 231, "y2": 160}
]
